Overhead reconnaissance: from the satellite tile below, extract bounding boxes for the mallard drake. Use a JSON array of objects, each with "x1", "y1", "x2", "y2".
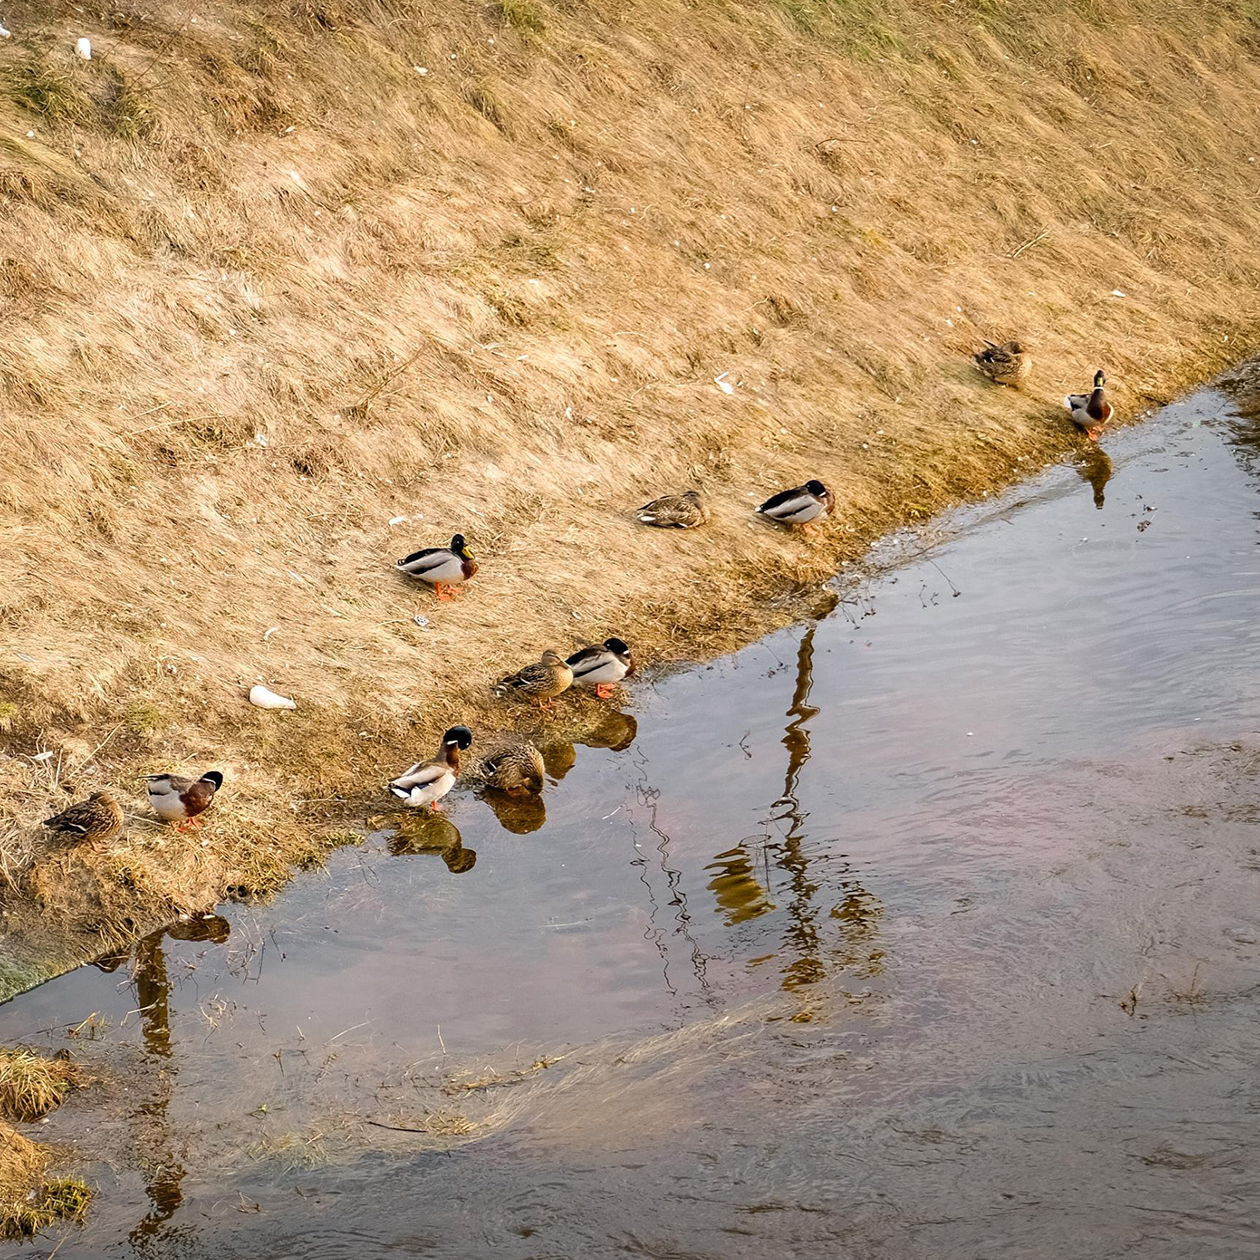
[
  {"x1": 389, "y1": 725, "x2": 473, "y2": 810},
  {"x1": 756, "y1": 480, "x2": 834, "y2": 528},
  {"x1": 43, "y1": 790, "x2": 124, "y2": 850},
  {"x1": 566, "y1": 637, "x2": 633, "y2": 699},
  {"x1": 974, "y1": 339, "x2": 1031, "y2": 387},
  {"x1": 493, "y1": 649, "x2": 573, "y2": 711},
  {"x1": 473, "y1": 737, "x2": 546, "y2": 795},
  {"x1": 146, "y1": 771, "x2": 223, "y2": 829},
  {"x1": 1064, "y1": 370, "x2": 1113, "y2": 441},
  {"x1": 395, "y1": 534, "x2": 478, "y2": 600},
  {"x1": 637, "y1": 490, "x2": 709, "y2": 529}
]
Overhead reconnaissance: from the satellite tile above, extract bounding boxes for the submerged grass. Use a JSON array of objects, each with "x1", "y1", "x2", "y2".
[
  {"x1": 3, "y1": 0, "x2": 1260, "y2": 968},
  {"x1": 0, "y1": 1123, "x2": 91, "y2": 1239}
]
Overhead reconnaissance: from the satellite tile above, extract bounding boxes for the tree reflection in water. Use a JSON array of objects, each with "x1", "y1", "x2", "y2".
[{"x1": 705, "y1": 611, "x2": 885, "y2": 996}]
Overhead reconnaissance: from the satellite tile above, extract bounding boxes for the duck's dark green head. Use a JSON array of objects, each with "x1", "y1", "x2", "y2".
[
  {"x1": 450, "y1": 534, "x2": 474, "y2": 560},
  {"x1": 443, "y1": 725, "x2": 474, "y2": 750},
  {"x1": 1093, "y1": 370, "x2": 1106, "y2": 389}
]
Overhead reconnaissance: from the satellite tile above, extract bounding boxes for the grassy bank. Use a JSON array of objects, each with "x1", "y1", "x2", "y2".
[{"x1": 3, "y1": 0, "x2": 1260, "y2": 980}]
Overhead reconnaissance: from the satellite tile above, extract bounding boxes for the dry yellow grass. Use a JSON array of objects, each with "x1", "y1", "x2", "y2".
[
  {"x1": 3, "y1": 0, "x2": 1260, "y2": 963},
  {"x1": 0, "y1": 1048, "x2": 81, "y2": 1122}
]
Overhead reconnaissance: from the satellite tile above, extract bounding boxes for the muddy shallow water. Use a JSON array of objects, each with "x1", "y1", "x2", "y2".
[{"x1": 5, "y1": 385, "x2": 1260, "y2": 1258}]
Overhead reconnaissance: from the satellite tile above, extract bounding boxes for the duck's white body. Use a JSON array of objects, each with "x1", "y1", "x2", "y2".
[
  {"x1": 389, "y1": 762, "x2": 457, "y2": 808},
  {"x1": 568, "y1": 649, "x2": 630, "y2": 688},
  {"x1": 756, "y1": 482, "x2": 833, "y2": 524},
  {"x1": 763, "y1": 495, "x2": 826, "y2": 524},
  {"x1": 396, "y1": 551, "x2": 467, "y2": 585}
]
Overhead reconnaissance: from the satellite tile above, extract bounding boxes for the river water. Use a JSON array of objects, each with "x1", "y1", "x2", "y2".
[{"x1": 4, "y1": 383, "x2": 1260, "y2": 1258}]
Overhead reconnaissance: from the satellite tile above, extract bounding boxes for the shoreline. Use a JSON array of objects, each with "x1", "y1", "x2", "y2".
[{"x1": 7, "y1": 0, "x2": 1260, "y2": 1019}]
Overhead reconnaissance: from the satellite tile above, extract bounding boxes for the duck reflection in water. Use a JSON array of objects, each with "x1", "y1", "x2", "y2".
[
  {"x1": 165, "y1": 913, "x2": 230, "y2": 945},
  {"x1": 476, "y1": 714, "x2": 638, "y2": 833},
  {"x1": 580, "y1": 709, "x2": 638, "y2": 752},
  {"x1": 1075, "y1": 446, "x2": 1113, "y2": 509},
  {"x1": 387, "y1": 812, "x2": 477, "y2": 872},
  {"x1": 483, "y1": 790, "x2": 547, "y2": 834}
]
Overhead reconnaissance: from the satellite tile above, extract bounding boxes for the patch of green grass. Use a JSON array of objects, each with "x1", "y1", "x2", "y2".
[
  {"x1": 11, "y1": 59, "x2": 93, "y2": 126},
  {"x1": 0, "y1": 704, "x2": 16, "y2": 733},
  {"x1": 123, "y1": 702, "x2": 168, "y2": 736},
  {"x1": 498, "y1": 0, "x2": 546, "y2": 35},
  {"x1": 103, "y1": 69, "x2": 158, "y2": 141},
  {"x1": 769, "y1": 0, "x2": 912, "y2": 57},
  {"x1": 322, "y1": 828, "x2": 366, "y2": 849},
  {"x1": 1, "y1": 1178, "x2": 92, "y2": 1238}
]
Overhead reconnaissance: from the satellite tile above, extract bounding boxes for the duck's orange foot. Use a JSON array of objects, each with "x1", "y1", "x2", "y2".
[
  {"x1": 429, "y1": 800, "x2": 441, "y2": 812},
  {"x1": 434, "y1": 584, "x2": 453, "y2": 601},
  {"x1": 595, "y1": 684, "x2": 615, "y2": 699}
]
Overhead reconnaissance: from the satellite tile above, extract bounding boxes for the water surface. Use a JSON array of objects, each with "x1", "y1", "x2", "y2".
[{"x1": 4, "y1": 385, "x2": 1260, "y2": 1259}]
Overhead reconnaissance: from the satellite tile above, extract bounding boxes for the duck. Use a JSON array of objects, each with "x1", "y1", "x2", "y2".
[
  {"x1": 395, "y1": 534, "x2": 478, "y2": 600},
  {"x1": 1064, "y1": 370, "x2": 1113, "y2": 441},
  {"x1": 389, "y1": 725, "x2": 473, "y2": 810},
  {"x1": 146, "y1": 771, "x2": 223, "y2": 829},
  {"x1": 472, "y1": 737, "x2": 546, "y2": 795},
  {"x1": 974, "y1": 339, "x2": 1031, "y2": 387},
  {"x1": 566, "y1": 637, "x2": 633, "y2": 699},
  {"x1": 636, "y1": 490, "x2": 709, "y2": 529},
  {"x1": 755, "y1": 480, "x2": 834, "y2": 528},
  {"x1": 493, "y1": 649, "x2": 573, "y2": 711},
  {"x1": 43, "y1": 790, "x2": 124, "y2": 851}
]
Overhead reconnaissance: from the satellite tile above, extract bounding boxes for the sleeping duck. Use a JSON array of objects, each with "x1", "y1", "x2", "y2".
[
  {"x1": 473, "y1": 737, "x2": 547, "y2": 796},
  {"x1": 637, "y1": 490, "x2": 709, "y2": 529},
  {"x1": 146, "y1": 771, "x2": 223, "y2": 829},
  {"x1": 44, "y1": 790, "x2": 124, "y2": 851},
  {"x1": 493, "y1": 650, "x2": 573, "y2": 711},
  {"x1": 974, "y1": 340, "x2": 1032, "y2": 388},
  {"x1": 389, "y1": 725, "x2": 473, "y2": 810},
  {"x1": 756, "y1": 480, "x2": 834, "y2": 528},
  {"x1": 1064, "y1": 371, "x2": 1113, "y2": 441},
  {"x1": 566, "y1": 637, "x2": 633, "y2": 699},
  {"x1": 395, "y1": 534, "x2": 478, "y2": 600}
]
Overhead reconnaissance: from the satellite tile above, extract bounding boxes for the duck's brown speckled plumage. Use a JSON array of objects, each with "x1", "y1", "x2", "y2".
[
  {"x1": 44, "y1": 790, "x2": 124, "y2": 849},
  {"x1": 637, "y1": 490, "x2": 709, "y2": 529},
  {"x1": 493, "y1": 650, "x2": 573, "y2": 708},
  {"x1": 472, "y1": 737, "x2": 547, "y2": 795},
  {"x1": 974, "y1": 339, "x2": 1032, "y2": 387}
]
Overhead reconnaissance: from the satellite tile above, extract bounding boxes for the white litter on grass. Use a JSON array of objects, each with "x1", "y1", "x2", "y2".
[
  {"x1": 714, "y1": 372, "x2": 734, "y2": 395},
  {"x1": 389, "y1": 514, "x2": 408, "y2": 525},
  {"x1": 414, "y1": 66, "x2": 428, "y2": 74},
  {"x1": 1111, "y1": 289, "x2": 1127, "y2": 297},
  {"x1": 31, "y1": 750, "x2": 54, "y2": 763},
  {"x1": 249, "y1": 684, "x2": 297, "y2": 710},
  {"x1": 263, "y1": 626, "x2": 279, "y2": 641},
  {"x1": 75, "y1": 37, "x2": 91, "y2": 59}
]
